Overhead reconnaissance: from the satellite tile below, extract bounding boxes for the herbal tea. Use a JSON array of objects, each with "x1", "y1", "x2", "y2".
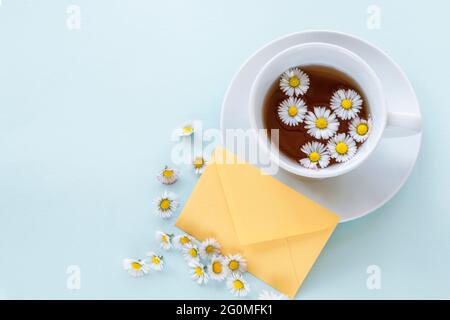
[{"x1": 263, "y1": 65, "x2": 372, "y2": 169}]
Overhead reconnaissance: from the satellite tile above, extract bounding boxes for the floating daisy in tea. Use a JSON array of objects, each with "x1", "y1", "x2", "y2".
[
  {"x1": 299, "y1": 141, "x2": 330, "y2": 169},
  {"x1": 123, "y1": 258, "x2": 149, "y2": 278},
  {"x1": 189, "y1": 260, "x2": 209, "y2": 285},
  {"x1": 173, "y1": 234, "x2": 194, "y2": 250},
  {"x1": 145, "y1": 251, "x2": 164, "y2": 272},
  {"x1": 156, "y1": 166, "x2": 179, "y2": 185},
  {"x1": 304, "y1": 107, "x2": 339, "y2": 140},
  {"x1": 327, "y1": 133, "x2": 357, "y2": 163},
  {"x1": 227, "y1": 273, "x2": 250, "y2": 297},
  {"x1": 155, "y1": 230, "x2": 172, "y2": 250},
  {"x1": 225, "y1": 253, "x2": 247, "y2": 274},
  {"x1": 349, "y1": 117, "x2": 372, "y2": 142},
  {"x1": 183, "y1": 243, "x2": 200, "y2": 262},
  {"x1": 192, "y1": 156, "x2": 207, "y2": 175},
  {"x1": 208, "y1": 255, "x2": 228, "y2": 282},
  {"x1": 330, "y1": 89, "x2": 363, "y2": 120},
  {"x1": 277, "y1": 97, "x2": 307, "y2": 126},
  {"x1": 279, "y1": 68, "x2": 310, "y2": 96},
  {"x1": 154, "y1": 191, "x2": 179, "y2": 219},
  {"x1": 199, "y1": 238, "x2": 221, "y2": 259}
]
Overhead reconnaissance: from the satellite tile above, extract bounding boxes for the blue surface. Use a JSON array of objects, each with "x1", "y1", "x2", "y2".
[{"x1": 0, "y1": 0, "x2": 449, "y2": 299}]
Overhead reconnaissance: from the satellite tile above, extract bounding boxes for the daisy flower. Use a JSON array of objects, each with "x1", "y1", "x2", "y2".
[
  {"x1": 189, "y1": 260, "x2": 209, "y2": 285},
  {"x1": 145, "y1": 251, "x2": 164, "y2": 271},
  {"x1": 279, "y1": 68, "x2": 310, "y2": 96},
  {"x1": 175, "y1": 121, "x2": 196, "y2": 137},
  {"x1": 156, "y1": 166, "x2": 180, "y2": 185},
  {"x1": 299, "y1": 141, "x2": 330, "y2": 169},
  {"x1": 349, "y1": 117, "x2": 372, "y2": 143},
  {"x1": 154, "y1": 191, "x2": 179, "y2": 219},
  {"x1": 155, "y1": 230, "x2": 172, "y2": 250},
  {"x1": 192, "y1": 156, "x2": 207, "y2": 175},
  {"x1": 123, "y1": 258, "x2": 149, "y2": 278},
  {"x1": 277, "y1": 97, "x2": 307, "y2": 126},
  {"x1": 225, "y1": 254, "x2": 247, "y2": 274},
  {"x1": 327, "y1": 133, "x2": 357, "y2": 163},
  {"x1": 258, "y1": 290, "x2": 288, "y2": 300},
  {"x1": 208, "y1": 255, "x2": 228, "y2": 281},
  {"x1": 199, "y1": 238, "x2": 221, "y2": 259},
  {"x1": 173, "y1": 234, "x2": 195, "y2": 250},
  {"x1": 304, "y1": 107, "x2": 339, "y2": 140},
  {"x1": 226, "y1": 273, "x2": 250, "y2": 297},
  {"x1": 183, "y1": 243, "x2": 200, "y2": 262},
  {"x1": 330, "y1": 89, "x2": 363, "y2": 120}
]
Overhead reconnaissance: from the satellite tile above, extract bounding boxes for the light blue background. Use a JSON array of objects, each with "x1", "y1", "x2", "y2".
[{"x1": 0, "y1": 0, "x2": 449, "y2": 299}]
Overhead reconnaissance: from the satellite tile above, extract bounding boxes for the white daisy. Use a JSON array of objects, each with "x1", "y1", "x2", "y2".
[
  {"x1": 277, "y1": 97, "x2": 307, "y2": 126},
  {"x1": 155, "y1": 230, "x2": 172, "y2": 250},
  {"x1": 258, "y1": 290, "x2": 288, "y2": 300},
  {"x1": 156, "y1": 166, "x2": 180, "y2": 185},
  {"x1": 183, "y1": 243, "x2": 200, "y2": 262},
  {"x1": 330, "y1": 89, "x2": 363, "y2": 120},
  {"x1": 299, "y1": 141, "x2": 330, "y2": 169},
  {"x1": 189, "y1": 260, "x2": 209, "y2": 285},
  {"x1": 279, "y1": 68, "x2": 310, "y2": 96},
  {"x1": 208, "y1": 255, "x2": 228, "y2": 281},
  {"x1": 226, "y1": 273, "x2": 250, "y2": 297},
  {"x1": 199, "y1": 238, "x2": 221, "y2": 259},
  {"x1": 175, "y1": 121, "x2": 196, "y2": 137},
  {"x1": 153, "y1": 191, "x2": 179, "y2": 219},
  {"x1": 123, "y1": 258, "x2": 150, "y2": 278},
  {"x1": 192, "y1": 156, "x2": 207, "y2": 175},
  {"x1": 173, "y1": 234, "x2": 195, "y2": 250},
  {"x1": 225, "y1": 253, "x2": 247, "y2": 274},
  {"x1": 349, "y1": 117, "x2": 372, "y2": 143},
  {"x1": 327, "y1": 133, "x2": 357, "y2": 163},
  {"x1": 304, "y1": 107, "x2": 340, "y2": 140},
  {"x1": 145, "y1": 251, "x2": 164, "y2": 271}
]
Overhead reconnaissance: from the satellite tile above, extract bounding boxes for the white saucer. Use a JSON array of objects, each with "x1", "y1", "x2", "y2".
[{"x1": 220, "y1": 30, "x2": 422, "y2": 222}]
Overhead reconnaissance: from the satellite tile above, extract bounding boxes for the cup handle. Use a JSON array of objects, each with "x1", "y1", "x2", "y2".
[{"x1": 384, "y1": 111, "x2": 422, "y2": 138}]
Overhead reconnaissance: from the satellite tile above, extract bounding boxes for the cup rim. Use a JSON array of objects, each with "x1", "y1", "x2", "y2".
[{"x1": 249, "y1": 42, "x2": 387, "y2": 179}]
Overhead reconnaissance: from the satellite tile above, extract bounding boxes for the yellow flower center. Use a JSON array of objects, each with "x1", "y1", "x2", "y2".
[
  {"x1": 288, "y1": 106, "x2": 298, "y2": 117},
  {"x1": 151, "y1": 256, "x2": 160, "y2": 265},
  {"x1": 162, "y1": 169, "x2": 173, "y2": 177},
  {"x1": 189, "y1": 248, "x2": 198, "y2": 258},
  {"x1": 356, "y1": 123, "x2": 368, "y2": 136},
  {"x1": 212, "y1": 261, "x2": 222, "y2": 274},
  {"x1": 308, "y1": 152, "x2": 320, "y2": 163},
  {"x1": 315, "y1": 117, "x2": 328, "y2": 129},
  {"x1": 341, "y1": 99, "x2": 353, "y2": 110},
  {"x1": 159, "y1": 199, "x2": 171, "y2": 210},
  {"x1": 180, "y1": 236, "x2": 190, "y2": 245},
  {"x1": 131, "y1": 262, "x2": 141, "y2": 270},
  {"x1": 195, "y1": 266, "x2": 203, "y2": 276},
  {"x1": 161, "y1": 235, "x2": 169, "y2": 244},
  {"x1": 182, "y1": 125, "x2": 194, "y2": 134},
  {"x1": 336, "y1": 142, "x2": 348, "y2": 155},
  {"x1": 229, "y1": 260, "x2": 239, "y2": 271},
  {"x1": 193, "y1": 157, "x2": 205, "y2": 169},
  {"x1": 233, "y1": 280, "x2": 244, "y2": 290},
  {"x1": 205, "y1": 245, "x2": 215, "y2": 254},
  {"x1": 289, "y1": 76, "x2": 300, "y2": 88}
]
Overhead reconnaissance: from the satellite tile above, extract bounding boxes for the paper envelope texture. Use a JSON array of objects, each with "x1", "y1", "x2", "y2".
[{"x1": 176, "y1": 147, "x2": 340, "y2": 297}]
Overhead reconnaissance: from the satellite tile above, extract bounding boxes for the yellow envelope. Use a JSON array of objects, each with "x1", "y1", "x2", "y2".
[{"x1": 176, "y1": 147, "x2": 340, "y2": 297}]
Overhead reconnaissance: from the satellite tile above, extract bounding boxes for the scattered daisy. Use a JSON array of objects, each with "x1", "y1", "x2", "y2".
[
  {"x1": 154, "y1": 191, "x2": 179, "y2": 219},
  {"x1": 299, "y1": 141, "x2": 330, "y2": 169},
  {"x1": 208, "y1": 255, "x2": 228, "y2": 281},
  {"x1": 258, "y1": 290, "x2": 289, "y2": 300},
  {"x1": 156, "y1": 166, "x2": 180, "y2": 185},
  {"x1": 330, "y1": 89, "x2": 363, "y2": 120},
  {"x1": 279, "y1": 68, "x2": 310, "y2": 96},
  {"x1": 349, "y1": 117, "x2": 372, "y2": 143},
  {"x1": 199, "y1": 238, "x2": 221, "y2": 259},
  {"x1": 304, "y1": 107, "x2": 339, "y2": 140},
  {"x1": 183, "y1": 243, "x2": 200, "y2": 262},
  {"x1": 192, "y1": 156, "x2": 207, "y2": 175},
  {"x1": 123, "y1": 258, "x2": 149, "y2": 278},
  {"x1": 226, "y1": 273, "x2": 250, "y2": 297},
  {"x1": 189, "y1": 260, "x2": 209, "y2": 285},
  {"x1": 225, "y1": 254, "x2": 247, "y2": 274},
  {"x1": 327, "y1": 133, "x2": 357, "y2": 163},
  {"x1": 155, "y1": 230, "x2": 172, "y2": 250},
  {"x1": 277, "y1": 97, "x2": 307, "y2": 126},
  {"x1": 175, "y1": 121, "x2": 196, "y2": 137},
  {"x1": 173, "y1": 234, "x2": 195, "y2": 250},
  {"x1": 145, "y1": 251, "x2": 164, "y2": 271}
]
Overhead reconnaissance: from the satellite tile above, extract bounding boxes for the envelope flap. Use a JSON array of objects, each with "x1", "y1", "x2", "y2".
[{"x1": 213, "y1": 147, "x2": 340, "y2": 245}]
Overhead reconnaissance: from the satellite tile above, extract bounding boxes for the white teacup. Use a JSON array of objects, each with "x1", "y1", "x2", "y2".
[{"x1": 249, "y1": 42, "x2": 422, "y2": 179}]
